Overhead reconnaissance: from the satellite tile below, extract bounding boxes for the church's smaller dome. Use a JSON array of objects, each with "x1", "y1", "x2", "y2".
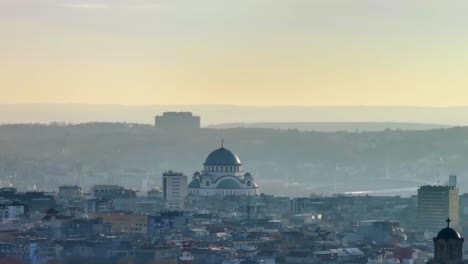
[
  {"x1": 436, "y1": 227, "x2": 461, "y2": 240},
  {"x1": 188, "y1": 179, "x2": 201, "y2": 189},
  {"x1": 216, "y1": 179, "x2": 241, "y2": 189}
]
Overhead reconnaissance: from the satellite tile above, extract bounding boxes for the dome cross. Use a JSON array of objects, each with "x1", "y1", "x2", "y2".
[{"x1": 446, "y1": 217, "x2": 452, "y2": 227}]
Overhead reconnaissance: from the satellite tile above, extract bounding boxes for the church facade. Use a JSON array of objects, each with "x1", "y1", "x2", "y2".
[{"x1": 188, "y1": 144, "x2": 259, "y2": 196}]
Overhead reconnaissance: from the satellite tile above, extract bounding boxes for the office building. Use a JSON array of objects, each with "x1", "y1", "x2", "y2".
[
  {"x1": 418, "y1": 185, "x2": 459, "y2": 232},
  {"x1": 155, "y1": 112, "x2": 200, "y2": 130}
]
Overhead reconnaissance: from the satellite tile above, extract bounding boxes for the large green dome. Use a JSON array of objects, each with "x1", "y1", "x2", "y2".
[{"x1": 204, "y1": 147, "x2": 241, "y2": 166}]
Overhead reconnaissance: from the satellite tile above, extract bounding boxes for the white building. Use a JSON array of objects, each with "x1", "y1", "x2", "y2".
[
  {"x1": 163, "y1": 171, "x2": 188, "y2": 210},
  {"x1": 0, "y1": 201, "x2": 25, "y2": 222},
  {"x1": 188, "y1": 143, "x2": 260, "y2": 196}
]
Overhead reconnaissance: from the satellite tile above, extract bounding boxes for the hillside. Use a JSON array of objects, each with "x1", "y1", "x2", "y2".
[
  {"x1": 0, "y1": 104, "x2": 467, "y2": 126},
  {"x1": 0, "y1": 123, "x2": 467, "y2": 197},
  {"x1": 207, "y1": 122, "x2": 450, "y2": 132}
]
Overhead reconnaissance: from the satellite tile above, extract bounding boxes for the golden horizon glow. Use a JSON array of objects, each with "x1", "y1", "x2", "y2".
[{"x1": 1, "y1": 0, "x2": 468, "y2": 107}]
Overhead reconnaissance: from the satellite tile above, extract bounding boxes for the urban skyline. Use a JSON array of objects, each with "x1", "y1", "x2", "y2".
[{"x1": 1, "y1": 0, "x2": 467, "y2": 263}]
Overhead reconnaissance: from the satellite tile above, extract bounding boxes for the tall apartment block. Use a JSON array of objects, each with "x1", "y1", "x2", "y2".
[{"x1": 163, "y1": 171, "x2": 188, "y2": 210}]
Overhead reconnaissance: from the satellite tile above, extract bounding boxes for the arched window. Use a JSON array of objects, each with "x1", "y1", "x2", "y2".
[
  {"x1": 247, "y1": 181, "x2": 251, "y2": 187},
  {"x1": 205, "y1": 180, "x2": 210, "y2": 187}
]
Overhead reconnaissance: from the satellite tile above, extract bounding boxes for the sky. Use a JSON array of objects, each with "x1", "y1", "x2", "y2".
[{"x1": 1, "y1": 0, "x2": 468, "y2": 106}]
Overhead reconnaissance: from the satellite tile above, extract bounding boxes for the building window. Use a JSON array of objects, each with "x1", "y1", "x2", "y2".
[{"x1": 206, "y1": 181, "x2": 210, "y2": 187}]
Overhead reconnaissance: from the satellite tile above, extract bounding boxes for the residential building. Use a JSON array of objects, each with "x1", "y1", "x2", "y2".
[
  {"x1": 91, "y1": 214, "x2": 148, "y2": 234},
  {"x1": 92, "y1": 185, "x2": 136, "y2": 200},
  {"x1": 58, "y1": 185, "x2": 82, "y2": 201},
  {"x1": 0, "y1": 201, "x2": 25, "y2": 222},
  {"x1": 163, "y1": 171, "x2": 188, "y2": 210}
]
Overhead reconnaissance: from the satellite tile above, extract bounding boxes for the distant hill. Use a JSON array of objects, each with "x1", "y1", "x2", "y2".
[
  {"x1": 0, "y1": 104, "x2": 467, "y2": 126},
  {"x1": 207, "y1": 122, "x2": 450, "y2": 132},
  {"x1": 1, "y1": 123, "x2": 468, "y2": 197}
]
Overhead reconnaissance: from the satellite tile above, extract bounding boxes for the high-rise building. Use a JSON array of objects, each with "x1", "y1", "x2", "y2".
[
  {"x1": 162, "y1": 171, "x2": 188, "y2": 210},
  {"x1": 418, "y1": 185, "x2": 459, "y2": 232},
  {"x1": 155, "y1": 112, "x2": 200, "y2": 130}
]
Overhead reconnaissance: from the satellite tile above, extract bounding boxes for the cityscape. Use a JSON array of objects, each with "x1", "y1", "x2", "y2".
[
  {"x1": 0, "y1": 112, "x2": 465, "y2": 263},
  {"x1": 2, "y1": 0, "x2": 468, "y2": 263}
]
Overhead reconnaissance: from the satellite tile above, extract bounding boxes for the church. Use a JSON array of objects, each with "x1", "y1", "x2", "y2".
[
  {"x1": 188, "y1": 143, "x2": 260, "y2": 196},
  {"x1": 431, "y1": 218, "x2": 466, "y2": 264}
]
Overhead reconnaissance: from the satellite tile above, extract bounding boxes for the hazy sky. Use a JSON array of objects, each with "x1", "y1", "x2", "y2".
[{"x1": 1, "y1": 0, "x2": 468, "y2": 106}]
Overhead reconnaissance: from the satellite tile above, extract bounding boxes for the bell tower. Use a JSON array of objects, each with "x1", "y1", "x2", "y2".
[{"x1": 433, "y1": 218, "x2": 464, "y2": 264}]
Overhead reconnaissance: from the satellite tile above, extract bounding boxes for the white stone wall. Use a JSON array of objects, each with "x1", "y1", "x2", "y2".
[{"x1": 189, "y1": 187, "x2": 259, "y2": 196}]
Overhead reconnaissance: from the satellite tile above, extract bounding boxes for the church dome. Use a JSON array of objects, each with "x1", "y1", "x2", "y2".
[
  {"x1": 436, "y1": 227, "x2": 461, "y2": 240},
  {"x1": 204, "y1": 147, "x2": 241, "y2": 166},
  {"x1": 216, "y1": 179, "x2": 241, "y2": 189},
  {"x1": 435, "y1": 219, "x2": 462, "y2": 240},
  {"x1": 188, "y1": 179, "x2": 201, "y2": 189}
]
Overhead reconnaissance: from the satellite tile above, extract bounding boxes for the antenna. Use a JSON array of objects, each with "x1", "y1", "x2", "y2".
[
  {"x1": 241, "y1": 195, "x2": 253, "y2": 228},
  {"x1": 437, "y1": 157, "x2": 444, "y2": 185},
  {"x1": 334, "y1": 164, "x2": 338, "y2": 194},
  {"x1": 247, "y1": 194, "x2": 251, "y2": 228},
  {"x1": 221, "y1": 138, "x2": 224, "y2": 148},
  {"x1": 437, "y1": 166, "x2": 440, "y2": 185}
]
